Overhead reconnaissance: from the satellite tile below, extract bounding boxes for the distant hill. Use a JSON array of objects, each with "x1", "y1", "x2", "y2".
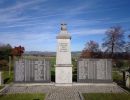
[
  {"x1": 24, "y1": 51, "x2": 81, "y2": 57},
  {"x1": 71, "y1": 51, "x2": 81, "y2": 58}
]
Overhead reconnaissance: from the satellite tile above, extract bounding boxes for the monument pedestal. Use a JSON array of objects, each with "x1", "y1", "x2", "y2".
[{"x1": 55, "y1": 64, "x2": 73, "y2": 84}]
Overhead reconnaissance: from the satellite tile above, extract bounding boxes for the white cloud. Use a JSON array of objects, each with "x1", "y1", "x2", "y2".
[
  {"x1": 0, "y1": 0, "x2": 45, "y2": 12},
  {"x1": 71, "y1": 28, "x2": 106, "y2": 36},
  {"x1": 0, "y1": 32, "x2": 56, "y2": 51},
  {"x1": 0, "y1": 32, "x2": 55, "y2": 41},
  {"x1": 0, "y1": 0, "x2": 47, "y2": 23}
]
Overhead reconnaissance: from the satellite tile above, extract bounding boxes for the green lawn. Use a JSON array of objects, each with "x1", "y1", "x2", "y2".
[
  {"x1": 83, "y1": 93, "x2": 130, "y2": 100},
  {"x1": 0, "y1": 86, "x2": 4, "y2": 90},
  {"x1": 112, "y1": 71, "x2": 123, "y2": 82},
  {"x1": 50, "y1": 57, "x2": 56, "y2": 82},
  {"x1": 0, "y1": 93, "x2": 45, "y2": 100},
  {"x1": 2, "y1": 71, "x2": 14, "y2": 84}
]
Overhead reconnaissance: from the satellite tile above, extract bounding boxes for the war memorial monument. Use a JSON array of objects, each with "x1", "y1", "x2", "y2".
[
  {"x1": 0, "y1": 24, "x2": 126, "y2": 100},
  {"x1": 55, "y1": 23, "x2": 73, "y2": 85},
  {"x1": 14, "y1": 23, "x2": 112, "y2": 84}
]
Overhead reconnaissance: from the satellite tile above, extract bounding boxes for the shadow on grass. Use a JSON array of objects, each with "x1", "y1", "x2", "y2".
[
  {"x1": 51, "y1": 71, "x2": 55, "y2": 82},
  {"x1": 4, "y1": 77, "x2": 10, "y2": 84}
]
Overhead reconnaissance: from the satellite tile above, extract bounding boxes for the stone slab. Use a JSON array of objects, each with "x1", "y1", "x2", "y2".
[
  {"x1": 55, "y1": 83, "x2": 73, "y2": 86},
  {"x1": 14, "y1": 59, "x2": 51, "y2": 83},
  {"x1": 77, "y1": 59, "x2": 112, "y2": 83},
  {"x1": 56, "y1": 67, "x2": 72, "y2": 84}
]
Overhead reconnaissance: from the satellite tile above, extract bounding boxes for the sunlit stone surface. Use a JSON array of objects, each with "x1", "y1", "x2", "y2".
[{"x1": 55, "y1": 24, "x2": 73, "y2": 84}]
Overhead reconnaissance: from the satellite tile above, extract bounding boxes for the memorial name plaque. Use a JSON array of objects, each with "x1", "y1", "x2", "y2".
[
  {"x1": 15, "y1": 59, "x2": 50, "y2": 83},
  {"x1": 59, "y1": 43, "x2": 68, "y2": 52},
  {"x1": 77, "y1": 59, "x2": 112, "y2": 83}
]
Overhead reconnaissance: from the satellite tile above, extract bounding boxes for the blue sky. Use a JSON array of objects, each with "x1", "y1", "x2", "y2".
[{"x1": 0, "y1": 0, "x2": 130, "y2": 51}]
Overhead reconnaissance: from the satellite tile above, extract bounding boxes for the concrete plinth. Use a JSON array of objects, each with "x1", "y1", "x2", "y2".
[{"x1": 56, "y1": 67, "x2": 72, "y2": 84}]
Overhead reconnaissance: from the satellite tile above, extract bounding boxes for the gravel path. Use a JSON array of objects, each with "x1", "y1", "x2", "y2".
[{"x1": 1, "y1": 83, "x2": 125, "y2": 100}]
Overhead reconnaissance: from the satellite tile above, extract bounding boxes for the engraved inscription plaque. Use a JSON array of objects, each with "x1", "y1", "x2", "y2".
[
  {"x1": 59, "y1": 43, "x2": 68, "y2": 52},
  {"x1": 78, "y1": 59, "x2": 112, "y2": 83},
  {"x1": 15, "y1": 60, "x2": 24, "y2": 82},
  {"x1": 15, "y1": 59, "x2": 50, "y2": 83},
  {"x1": 97, "y1": 60, "x2": 106, "y2": 80}
]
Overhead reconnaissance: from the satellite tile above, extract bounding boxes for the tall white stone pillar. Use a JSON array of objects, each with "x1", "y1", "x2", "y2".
[{"x1": 55, "y1": 24, "x2": 73, "y2": 85}]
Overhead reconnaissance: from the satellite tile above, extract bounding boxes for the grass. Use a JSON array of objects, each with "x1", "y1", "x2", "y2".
[
  {"x1": 0, "y1": 86, "x2": 4, "y2": 90},
  {"x1": 50, "y1": 57, "x2": 56, "y2": 82},
  {"x1": 83, "y1": 93, "x2": 130, "y2": 100},
  {"x1": 2, "y1": 71, "x2": 14, "y2": 84},
  {"x1": 112, "y1": 71, "x2": 123, "y2": 82},
  {"x1": 0, "y1": 93, "x2": 45, "y2": 100}
]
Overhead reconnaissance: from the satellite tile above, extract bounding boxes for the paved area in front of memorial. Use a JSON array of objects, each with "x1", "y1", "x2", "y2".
[{"x1": 1, "y1": 83, "x2": 125, "y2": 100}]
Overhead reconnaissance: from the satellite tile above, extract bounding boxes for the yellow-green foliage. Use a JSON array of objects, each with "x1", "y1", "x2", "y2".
[
  {"x1": 83, "y1": 93, "x2": 130, "y2": 100},
  {"x1": 2, "y1": 71, "x2": 14, "y2": 84},
  {"x1": 0, "y1": 93, "x2": 45, "y2": 100},
  {"x1": 112, "y1": 71, "x2": 123, "y2": 81}
]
